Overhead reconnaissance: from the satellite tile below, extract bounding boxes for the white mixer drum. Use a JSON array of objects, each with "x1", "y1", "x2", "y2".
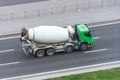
[{"x1": 28, "y1": 26, "x2": 69, "y2": 43}]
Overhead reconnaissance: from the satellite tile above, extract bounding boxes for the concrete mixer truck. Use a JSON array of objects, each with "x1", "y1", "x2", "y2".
[{"x1": 21, "y1": 24, "x2": 94, "y2": 58}]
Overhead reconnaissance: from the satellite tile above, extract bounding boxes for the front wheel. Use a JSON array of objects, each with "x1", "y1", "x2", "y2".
[{"x1": 79, "y1": 43, "x2": 88, "y2": 51}]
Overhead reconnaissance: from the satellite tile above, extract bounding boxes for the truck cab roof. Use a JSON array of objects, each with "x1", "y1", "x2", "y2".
[{"x1": 76, "y1": 24, "x2": 89, "y2": 32}]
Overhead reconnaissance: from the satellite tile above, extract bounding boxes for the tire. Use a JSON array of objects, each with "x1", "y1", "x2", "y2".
[
  {"x1": 79, "y1": 43, "x2": 88, "y2": 51},
  {"x1": 66, "y1": 46, "x2": 74, "y2": 53},
  {"x1": 35, "y1": 49, "x2": 45, "y2": 58},
  {"x1": 46, "y1": 48, "x2": 55, "y2": 56}
]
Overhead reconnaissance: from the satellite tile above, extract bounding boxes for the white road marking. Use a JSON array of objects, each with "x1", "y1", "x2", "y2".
[
  {"x1": 0, "y1": 62, "x2": 20, "y2": 67},
  {"x1": 85, "y1": 48, "x2": 108, "y2": 54},
  {"x1": 2, "y1": 60, "x2": 120, "y2": 80},
  {"x1": 93, "y1": 37, "x2": 100, "y2": 40},
  {"x1": 0, "y1": 36, "x2": 20, "y2": 41},
  {"x1": 0, "y1": 49, "x2": 15, "y2": 53},
  {"x1": 89, "y1": 21, "x2": 120, "y2": 27}
]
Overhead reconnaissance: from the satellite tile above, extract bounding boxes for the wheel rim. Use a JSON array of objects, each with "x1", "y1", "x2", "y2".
[
  {"x1": 46, "y1": 48, "x2": 54, "y2": 56},
  {"x1": 81, "y1": 44, "x2": 87, "y2": 50},
  {"x1": 36, "y1": 50, "x2": 44, "y2": 57},
  {"x1": 66, "y1": 46, "x2": 73, "y2": 53}
]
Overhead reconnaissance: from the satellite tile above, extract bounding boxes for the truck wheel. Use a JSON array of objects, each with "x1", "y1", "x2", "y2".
[
  {"x1": 46, "y1": 48, "x2": 55, "y2": 56},
  {"x1": 35, "y1": 49, "x2": 45, "y2": 58},
  {"x1": 66, "y1": 46, "x2": 74, "y2": 53},
  {"x1": 80, "y1": 43, "x2": 88, "y2": 51}
]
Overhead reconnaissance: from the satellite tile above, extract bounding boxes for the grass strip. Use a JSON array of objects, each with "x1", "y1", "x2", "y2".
[{"x1": 45, "y1": 68, "x2": 120, "y2": 80}]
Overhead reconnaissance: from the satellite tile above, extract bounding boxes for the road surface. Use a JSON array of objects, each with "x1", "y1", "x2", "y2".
[
  {"x1": 0, "y1": 23, "x2": 120, "y2": 79},
  {"x1": 0, "y1": 0, "x2": 48, "y2": 7}
]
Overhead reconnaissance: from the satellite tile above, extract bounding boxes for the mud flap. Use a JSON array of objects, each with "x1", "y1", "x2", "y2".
[{"x1": 21, "y1": 40, "x2": 29, "y2": 56}]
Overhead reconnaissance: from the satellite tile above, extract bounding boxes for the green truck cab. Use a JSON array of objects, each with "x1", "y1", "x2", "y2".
[{"x1": 74, "y1": 24, "x2": 94, "y2": 50}]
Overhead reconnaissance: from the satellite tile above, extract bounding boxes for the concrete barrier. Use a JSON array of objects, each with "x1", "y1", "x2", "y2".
[{"x1": 0, "y1": 0, "x2": 120, "y2": 22}]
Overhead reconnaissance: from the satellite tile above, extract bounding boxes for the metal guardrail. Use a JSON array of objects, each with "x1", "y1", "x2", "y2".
[{"x1": 0, "y1": 0, "x2": 119, "y2": 22}]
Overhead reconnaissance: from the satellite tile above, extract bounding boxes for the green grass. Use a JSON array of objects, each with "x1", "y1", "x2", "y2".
[{"x1": 45, "y1": 68, "x2": 120, "y2": 80}]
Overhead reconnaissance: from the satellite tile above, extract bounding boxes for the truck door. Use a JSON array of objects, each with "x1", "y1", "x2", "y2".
[{"x1": 84, "y1": 31, "x2": 93, "y2": 45}]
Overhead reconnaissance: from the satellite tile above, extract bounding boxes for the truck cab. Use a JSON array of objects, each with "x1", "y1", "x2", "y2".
[{"x1": 75, "y1": 24, "x2": 93, "y2": 50}]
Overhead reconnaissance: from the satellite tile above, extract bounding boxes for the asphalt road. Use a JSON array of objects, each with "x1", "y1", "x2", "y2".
[
  {"x1": 0, "y1": 0, "x2": 48, "y2": 7},
  {"x1": 0, "y1": 23, "x2": 120, "y2": 79}
]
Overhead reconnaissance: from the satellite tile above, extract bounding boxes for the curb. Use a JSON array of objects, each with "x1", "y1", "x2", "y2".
[{"x1": 0, "y1": 19, "x2": 120, "y2": 38}]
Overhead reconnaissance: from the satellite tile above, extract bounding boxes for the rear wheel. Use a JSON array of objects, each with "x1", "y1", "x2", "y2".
[
  {"x1": 80, "y1": 43, "x2": 88, "y2": 51},
  {"x1": 35, "y1": 49, "x2": 45, "y2": 58},
  {"x1": 46, "y1": 48, "x2": 55, "y2": 56},
  {"x1": 66, "y1": 46, "x2": 74, "y2": 53}
]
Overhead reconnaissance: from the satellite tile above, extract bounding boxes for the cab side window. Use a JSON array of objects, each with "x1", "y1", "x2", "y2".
[{"x1": 84, "y1": 31, "x2": 91, "y2": 37}]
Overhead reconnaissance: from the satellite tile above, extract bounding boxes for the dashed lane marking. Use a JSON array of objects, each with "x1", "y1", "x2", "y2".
[
  {"x1": 0, "y1": 49, "x2": 15, "y2": 53},
  {"x1": 93, "y1": 37, "x2": 100, "y2": 40},
  {"x1": 0, "y1": 62, "x2": 20, "y2": 67},
  {"x1": 84, "y1": 48, "x2": 108, "y2": 54}
]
